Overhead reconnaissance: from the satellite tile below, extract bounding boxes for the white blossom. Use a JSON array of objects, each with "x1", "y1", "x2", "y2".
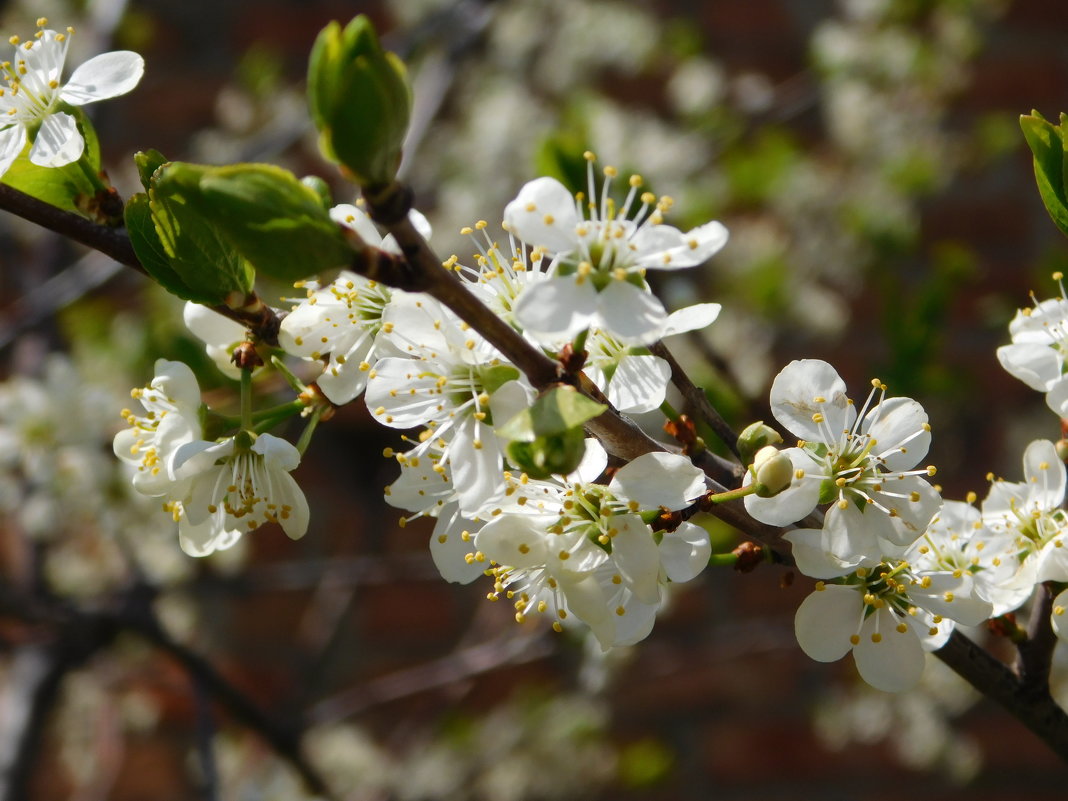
[
  {"x1": 750, "y1": 359, "x2": 940, "y2": 565},
  {"x1": 996, "y1": 292, "x2": 1068, "y2": 417},
  {"x1": 172, "y1": 431, "x2": 309, "y2": 553},
  {"x1": 502, "y1": 155, "x2": 727, "y2": 345},
  {"x1": 0, "y1": 20, "x2": 143, "y2": 176},
  {"x1": 279, "y1": 204, "x2": 431, "y2": 404},
  {"x1": 794, "y1": 562, "x2": 991, "y2": 692}
]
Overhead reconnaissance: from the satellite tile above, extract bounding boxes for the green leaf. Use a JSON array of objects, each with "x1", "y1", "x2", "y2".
[
  {"x1": 1, "y1": 107, "x2": 102, "y2": 216},
  {"x1": 126, "y1": 192, "x2": 229, "y2": 304},
  {"x1": 1021, "y1": 111, "x2": 1068, "y2": 238},
  {"x1": 134, "y1": 149, "x2": 169, "y2": 191},
  {"x1": 154, "y1": 161, "x2": 352, "y2": 283}
]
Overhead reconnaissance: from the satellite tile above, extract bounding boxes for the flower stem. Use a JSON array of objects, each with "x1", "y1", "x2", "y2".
[
  {"x1": 240, "y1": 368, "x2": 253, "y2": 431},
  {"x1": 708, "y1": 552, "x2": 739, "y2": 568},
  {"x1": 271, "y1": 355, "x2": 307, "y2": 394},
  {"x1": 660, "y1": 400, "x2": 680, "y2": 421},
  {"x1": 702, "y1": 483, "x2": 760, "y2": 505},
  {"x1": 296, "y1": 406, "x2": 324, "y2": 456},
  {"x1": 252, "y1": 401, "x2": 307, "y2": 434}
]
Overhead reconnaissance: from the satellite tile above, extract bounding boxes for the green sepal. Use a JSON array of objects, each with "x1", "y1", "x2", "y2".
[
  {"x1": 480, "y1": 364, "x2": 522, "y2": 395},
  {"x1": 1020, "y1": 111, "x2": 1068, "y2": 238},
  {"x1": 497, "y1": 386, "x2": 607, "y2": 442},
  {"x1": 152, "y1": 161, "x2": 353, "y2": 284},
  {"x1": 1, "y1": 106, "x2": 102, "y2": 215}
]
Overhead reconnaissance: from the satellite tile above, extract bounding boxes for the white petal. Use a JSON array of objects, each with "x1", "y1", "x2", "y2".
[
  {"x1": 782, "y1": 528, "x2": 866, "y2": 579},
  {"x1": 1036, "y1": 534, "x2": 1068, "y2": 583},
  {"x1": 474, "y1": 515, "x2": 549, "y2": 568},
  {"x1": 450, "y1": 419, "x2": 504, "y2": 516},
  {"x1": 272, "y1": 470, "x2": 310, "y2": 540},
  {"x1": 863, "y1": 396, "x2": 930, "y2": 471},
  {"x1": 428, "y1": 504, "x2": 483, "y2": 584},
  {"x1": 609, "y1": 515, "x2": 661, "y2": 604},
  {"x1": 60, "y1": 50, "x2": 144, "y2": 104},
  {"x1": 770, "y1": 359, "x2": 855, "y2": 441},
  {"x1": 151, "y1": 359, "x2": 203, "y2": 410},
  {"x1": 28, "y1": 112, "x2": 83, "y2": 167},
  {"x1": 852, "y1": 608, "x2": 925, "y2": 692},
  {"x1": 1022, "y1": 439, "x2": 1066, "y2": 509},
  {"x1": 1051, "y1": 588, "x2": 1068, "y2": 643},
  {"x1": 661, "y1": 303, "x2": 721, "y2": 337},
  {"x1": 183, "y1": 302, "x2": 246, "y2": 347},
  {"x1": 794, "y1": 583, "x2": 861, "y2": 662},
  {"x1": 251, "y1": 432, "x2": 302, "y2": 473},
  {"x1": 0, "y1": 125, "x2": 27, "y2": 177},
  {"x1": 602, "y1": 354, "x2": 670, "y2": 414},
  {"x1": 637, "y1": 220, "x2": 729, "y2": 269},
  {"x1": 329, "y1": 203, "x2": 383, "y2": 245},
  {"x1": 997, "y1": 343, "x2": 1062, "y2": 391},
  {"x1": 503, "y1": 177, "x2": 580, "y2": 254},
  {"x1": 1046, "y1": 379, "x2": 1068, "y2": 418},
  {"x1": 595, "y1": 281, "x2": 666, "y2": 344},
  {"x1": 658, "y1": 521, "x2": 711, "y2": 583},
  {"x1": 513, "y1": 276, "x2": 597, "y2": 342},
  {"x1": 179, "y1": 513, "x2": 242, "y2": 557},
  {"x1": 610, "y1": 451, "x2": 705, "y2": 510}
]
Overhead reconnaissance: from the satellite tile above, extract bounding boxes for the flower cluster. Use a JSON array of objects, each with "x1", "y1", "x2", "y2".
[
  {"x1": 744, "y1": 359, "x2": 993, "y2": 691},
  {"x1": 114, "y1": 360, "x2": 308, "y2": 556}
]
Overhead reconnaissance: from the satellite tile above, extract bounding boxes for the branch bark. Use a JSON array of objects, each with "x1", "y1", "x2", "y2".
[{"x1": 935, "y1": 629, "x2": 1068, "y2": 760}]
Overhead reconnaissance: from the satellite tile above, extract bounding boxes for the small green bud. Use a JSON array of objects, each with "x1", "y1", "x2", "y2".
[
  {"x1": 506, "y1": 428, "x2": 588, "y2": 480},
  {"x1": 737, "y1": 421, "x2": 783, "y2": 466},
  {"x1": 308, "y1": 15, "x2": 412, "y2": 187},
  {"x1": 751, "y1": 445, "x2": 793, "y2": 498},
  {"x1": 1056, "y1": 438, "x2": 1068, "y2": 463}
]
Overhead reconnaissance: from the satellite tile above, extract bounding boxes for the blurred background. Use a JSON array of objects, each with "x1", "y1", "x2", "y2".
[{"x1": 1, "y1": 0, "x2": 1067, "y2": 798}]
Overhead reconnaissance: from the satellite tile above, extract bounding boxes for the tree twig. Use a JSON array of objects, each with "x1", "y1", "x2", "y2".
[{"x1": 935, "y1": 629, "x2": 1068, "y2": 760}]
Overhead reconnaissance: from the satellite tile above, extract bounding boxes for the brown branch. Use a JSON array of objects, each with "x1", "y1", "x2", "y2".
[
  {"x1": 935, "y1": 629, "x2": 1068, "y2": 760},
  {"x1": 648, "y1": 340, "x2": 742, "y2": 460},
  {"x1": 1015, "y1": 582, "x2": 1058, "y2": 694},
  {"x1": 0, "y1": 585, "x2": 337, "y2": 800},
  {"x1": 0, "y1": 183, "x2": 283, "y2": 345}
]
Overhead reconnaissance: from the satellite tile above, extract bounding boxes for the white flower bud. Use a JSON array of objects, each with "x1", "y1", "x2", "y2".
[{"x1": 752, "y1": 445, "x2": 793, "y2": 498}]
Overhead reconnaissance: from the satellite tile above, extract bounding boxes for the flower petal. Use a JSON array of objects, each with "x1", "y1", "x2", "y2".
[
  {"x1": 852, "y1": 607, "x2": 925, "y2": 692},
  {"x1": 29, "y1": 112, "x2": 83, "y2": 167},
  {"x1": 60, "y1": 50, "x2": 144, "y2": 104},
  {"x1": 610, "y1": 451, "x2": 705, "y2": 510},
  {"x1": 513, "y1": 275, "x2": 597, "y2": 343},
  {"x1": 596, "y1": 281, "x2": 666, "y2": 344},
  {"x1": 794, "y1": 583, "x2": 860, "y2": 662},
  {"x1": 503, "y1": 177, "x2": 580, "y2": 254},
  {"x1": 770, "y1": 359, "x2": 856, "y2": 441},
  {"x1": 0, "y1": 125, "x2": 26, "y2": 178},
  {"x1": 658, "y1": 521, "x2": 711, "y2": 583}
]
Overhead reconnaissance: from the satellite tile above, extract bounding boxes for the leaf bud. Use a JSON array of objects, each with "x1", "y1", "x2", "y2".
[{"x1": 308, "y1": 15, "x2": 412, "y2": 188}]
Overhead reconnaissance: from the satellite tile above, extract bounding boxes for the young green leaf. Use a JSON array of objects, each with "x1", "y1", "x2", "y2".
[{"x1": 1020, "y1": 111, "x2": 1068, "y2": 238}]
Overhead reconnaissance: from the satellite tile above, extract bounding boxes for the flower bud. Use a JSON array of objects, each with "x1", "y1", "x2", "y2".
[
  {"x1": 751, "y1": 445, "x2": 793, "y2": 498},
  {"x1": 737, "y1": 421, "x2": 783, "y2": 466},
  {"x1": 506, "y1": 428, "x2": 587, "y2": 480},
  {"x1": 1056, "y1": 438, "x2": 1068, "y2": 463},
  {"x1": 307, "y1": 15, "x2": 412, "y2": 187}
]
